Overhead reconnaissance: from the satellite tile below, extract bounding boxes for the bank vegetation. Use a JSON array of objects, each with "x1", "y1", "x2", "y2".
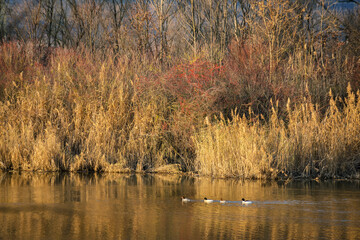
[{"x1": 0, "y1": 0, "x2": 359, "y2": 179}]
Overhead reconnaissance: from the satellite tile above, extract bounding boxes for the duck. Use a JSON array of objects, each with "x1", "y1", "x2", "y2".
[
  {"x1": 181, "y1": 196, "x2": 190, "y2": 202},
  {"x1": 220, "y1": 198, "x2": 226, "y2": 204},
  {"x1": 204, "y1": 197, "x2": 214, "y2": 203},
  {"x1": 241, "y1": 198, "x2": 253, "y2": 205}
]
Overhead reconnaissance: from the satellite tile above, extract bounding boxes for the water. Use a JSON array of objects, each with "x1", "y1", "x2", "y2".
[{"x1": 0, "y1": 173, "x2": 359, "y2": 240}]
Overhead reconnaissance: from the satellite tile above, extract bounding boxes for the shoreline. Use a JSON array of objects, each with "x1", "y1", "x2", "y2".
[{"x1": 1, "y1": 164, "x2": 359, "y2": 181}]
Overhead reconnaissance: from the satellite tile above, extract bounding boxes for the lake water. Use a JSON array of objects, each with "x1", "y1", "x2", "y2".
[{"x1": 0, "y1": 173, "x2": 359, "y2": 239}]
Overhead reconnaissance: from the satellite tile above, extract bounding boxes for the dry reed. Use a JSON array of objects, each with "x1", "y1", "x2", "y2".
[
  {"x1": 0, "y1": 42, "x2": 359, "y2": 179},
  {"x1": 194, "y1": 85, "x2": 360, "y2": 179}
]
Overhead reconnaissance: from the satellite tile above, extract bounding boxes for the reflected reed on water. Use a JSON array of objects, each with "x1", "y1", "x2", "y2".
[{"x1": 0, "y1": 172, "x2": 359, "y2": 239}]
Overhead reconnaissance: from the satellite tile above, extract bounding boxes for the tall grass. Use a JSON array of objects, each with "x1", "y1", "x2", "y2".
[
  {"x1": 0, "y1": 41, "x2": 359, "y2": 178},
  {"x1": 0, "y1": 42, "x2": 175, "y2": 172},
  {"x1": 194, "y1": 85, "x2": 360, "y2": 179}
]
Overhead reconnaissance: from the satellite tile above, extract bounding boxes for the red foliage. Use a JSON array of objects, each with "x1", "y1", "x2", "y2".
[
  {"x1": 161, "y1": 59, "x2": 224, "y2": 114},
  {"x1": 223, "y1": 40, "x2": 298, "y2": 116},
  {"x1": 350, "y1": 59, "x2": 360, "y2": 91},
  {"x1": 222, "y1": 40, "x2": 272, "y2": 114},
  {"x1": 164, "y1": 59, "x2": 223, "y2": 97},
  {"x1": 225, "y1": 40, "x2": 269, "y2": 85},
  {"x1": 49, "y1": 47, "x2": 99, "y2": 79},
  {"x1": 0, "y1": 42, "x2": 43, "y2": 95}
]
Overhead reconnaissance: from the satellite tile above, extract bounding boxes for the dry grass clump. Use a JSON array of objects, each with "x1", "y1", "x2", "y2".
[
  {"x1": 0, "y1": 44, "x2": 195, "y2": 172},
  {"x1": 30, "y1": 127, "x2": 64, "y2": 171},
  {"x1": 194, "y1": 85, "x2": 360, "y2": 179},
  {"x1": 194, "y1": 114, "x2": 270, "y2": 178}
]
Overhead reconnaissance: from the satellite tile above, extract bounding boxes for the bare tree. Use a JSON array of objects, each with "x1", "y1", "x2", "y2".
[
  {"x1": 41, "y1": 0, "x2": 58, "y2": 46},
  {"x1": 177, "y1": 0, "x2": 205, "y2": 59},
  {"x1": 249, "y1": 0, "x2": 306, "y2": 79},
  {"x1": 65, "y1": 0, "x2": 107, "y2": 51},
  {"x1": 108, "y1": 0, "x2": 129, "y2": 53},
  {"x1": 220, "y1": 0, "x2": 228, "y2": 62},
  {"x1": 129, "y1": 0, "x2": 154, "y2": 58},
  {"x1": 0, "y1": 0, "x2": 7, "y2": 40},
  {"x1": 21, "y1": 0, "x2": 45, "y2": 43},
  {"x1": 150, "y1": 0, "x2": 175, "y2": 62},
  {"x1": 231, "y1": 0, "x2": 251, "y2": 42},
  {"x1": 201, "y1": 0, "x2": 220, "y2": 60},
  {"x1": 341, "y1": 5, "x2": 360, "y2": 57}
]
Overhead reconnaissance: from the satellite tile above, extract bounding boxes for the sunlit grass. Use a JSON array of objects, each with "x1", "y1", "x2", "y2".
[
  {"x1": 0, "y1": 42, "x2": 359, "y2": 178},
  {"x1": 194, "y1": 86, "x2": 360, "y2": 179},
  {"x1": 0, "y1": 43, "x2": 189, "y2": 172}
]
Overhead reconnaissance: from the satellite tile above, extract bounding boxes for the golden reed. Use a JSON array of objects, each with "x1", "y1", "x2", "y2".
[{"x1": 0, "y1": 42, "x2": 359, "y2": 179}]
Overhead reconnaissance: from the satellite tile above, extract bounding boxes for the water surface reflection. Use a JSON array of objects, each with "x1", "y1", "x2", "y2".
[{"x1": 0, "y1": 173, "x2": 359, "y2": 239}]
